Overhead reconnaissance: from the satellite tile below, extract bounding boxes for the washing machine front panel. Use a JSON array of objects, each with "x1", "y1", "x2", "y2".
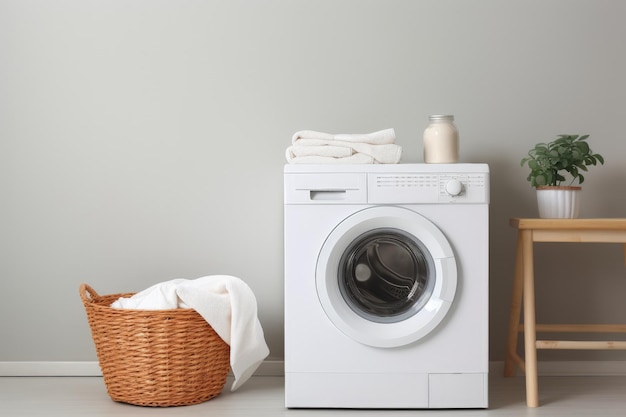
[
  {"x1": 316, "y1": 206, "x2": 457, "y2": 348},
  {"x1": 285, "y1": 164, "x2": 490, "y2": 409}
]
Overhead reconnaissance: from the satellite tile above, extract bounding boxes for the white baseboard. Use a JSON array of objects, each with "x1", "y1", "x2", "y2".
[{"x1": 2, "y1": 360, "x2": 626, "y2": 377}]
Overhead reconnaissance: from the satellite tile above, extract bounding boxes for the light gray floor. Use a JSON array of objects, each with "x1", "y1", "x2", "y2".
[{"x1": 1, "y1": 375, "x2": 625, "y2": 416}]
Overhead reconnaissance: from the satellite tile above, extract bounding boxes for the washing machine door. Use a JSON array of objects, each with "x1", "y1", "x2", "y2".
[{"x1": 316, "y1": 206, "x2": 457, "y2": 348}]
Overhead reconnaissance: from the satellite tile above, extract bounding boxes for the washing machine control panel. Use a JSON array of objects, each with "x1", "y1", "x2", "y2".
[
  {"x1": 368, "y1": 172, "x2": 489, "y2": 204},
  {"x1": 284, "y1": 165, "x2": 490, "y2": 205}
]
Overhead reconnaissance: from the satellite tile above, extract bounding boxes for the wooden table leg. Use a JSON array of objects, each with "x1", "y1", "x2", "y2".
[
  {"x1": 504, "y1": 232, "x2": 525, "y2": 377},
  {"x1": 521, "y1": 229, "x2": 539, "y2": 407}
]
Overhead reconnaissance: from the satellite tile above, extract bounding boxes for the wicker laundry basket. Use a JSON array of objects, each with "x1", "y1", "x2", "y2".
[{"x1": 80, "y1": 284, "x2": 230, "y2": 407}]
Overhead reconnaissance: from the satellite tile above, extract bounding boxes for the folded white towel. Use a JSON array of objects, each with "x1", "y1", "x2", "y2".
[
  {"x1": 292, "y1": 128, "x2": 396, "y2": 145},
  {"x1": 288, "y1": 145, "x2": 353, "y2": 159},
  {"x1": 286, "y1": 141, "x2": 402, "y2": 164},
  {"x1": 286, "y1": 153, "x2": 375, "y2": 164},
  {"x1": 110, "y1": 276, "x2": 270, "y2": 391}
]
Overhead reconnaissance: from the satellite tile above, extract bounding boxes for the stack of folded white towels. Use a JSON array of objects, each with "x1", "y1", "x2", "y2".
[{"x1": 285, "y1": 128, "x2": 402, "y2": 164}]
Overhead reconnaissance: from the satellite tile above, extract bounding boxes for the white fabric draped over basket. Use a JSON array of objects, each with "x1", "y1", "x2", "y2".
[{"x1": 111, "y1": 275, "x2": 270, "y2": 391}]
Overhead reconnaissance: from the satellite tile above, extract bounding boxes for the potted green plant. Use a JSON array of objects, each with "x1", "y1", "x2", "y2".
[{"x1": 520, "y1": 134, "x2": 604, "y2": 218}]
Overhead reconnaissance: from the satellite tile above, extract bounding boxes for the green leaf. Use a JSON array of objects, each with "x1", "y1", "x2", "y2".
[{"x1": 535, "y1": 174, "x2": 546, "y2": 186}]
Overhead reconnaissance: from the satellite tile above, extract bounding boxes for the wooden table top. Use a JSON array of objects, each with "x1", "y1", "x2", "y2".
[{"x1": 510, "y1": 218, "x2": 626, "y2": 231}]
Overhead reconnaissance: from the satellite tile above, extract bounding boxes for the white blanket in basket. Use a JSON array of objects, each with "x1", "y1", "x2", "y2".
[{"x1": 111, "y1": 275, "x2": 270, "y2": 391}]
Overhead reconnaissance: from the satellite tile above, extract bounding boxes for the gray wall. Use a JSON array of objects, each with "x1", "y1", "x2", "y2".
[{"x1": 1, "y1": 0, "x2": 625, "y2": 364}]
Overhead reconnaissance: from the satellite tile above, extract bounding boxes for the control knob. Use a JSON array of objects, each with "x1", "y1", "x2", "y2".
[{"x1": 445, "y1": 179, "x2": 463, "y2": 196}]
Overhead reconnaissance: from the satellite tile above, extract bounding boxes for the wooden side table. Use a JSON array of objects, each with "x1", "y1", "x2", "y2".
[{"x1": 503, "y1": 218, "x2": 626, "y2": 407}]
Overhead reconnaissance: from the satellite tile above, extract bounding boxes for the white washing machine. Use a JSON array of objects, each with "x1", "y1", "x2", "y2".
[{"x1": 284, "y1": 163, "x2": 489, "y2": 409}]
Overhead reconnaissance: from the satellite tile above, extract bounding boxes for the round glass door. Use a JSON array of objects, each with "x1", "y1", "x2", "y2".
[
  {"x1": 339, "y1": 229, "x2": 435, "y2": 323},
  {"x1": 316, "y1": 206, "x2": 457, "y2": 348}
]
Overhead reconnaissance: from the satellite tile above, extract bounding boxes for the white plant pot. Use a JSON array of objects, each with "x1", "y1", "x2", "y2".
[{"x1": 536, "y1": 186, "x2": 581, "y2": 219}]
